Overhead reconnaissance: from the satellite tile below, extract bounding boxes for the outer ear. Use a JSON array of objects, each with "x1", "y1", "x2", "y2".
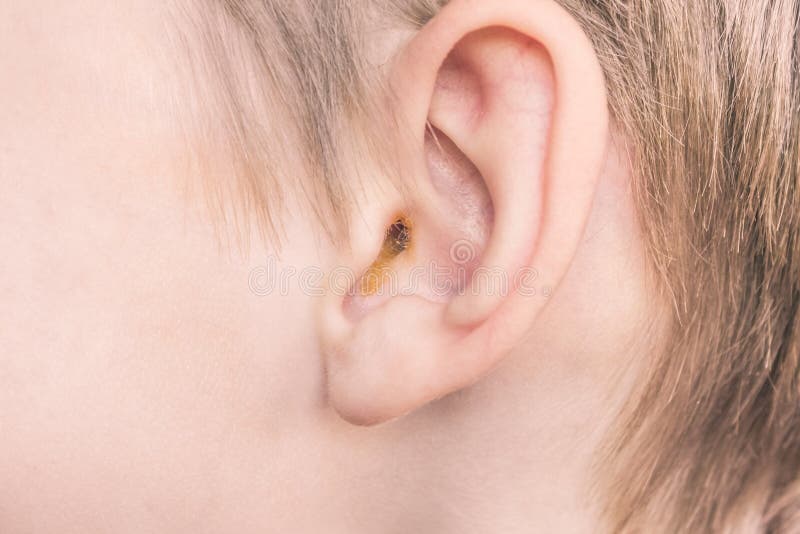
[{"x1": 318, "y1": 0, "x2": 608, "y2": 425}]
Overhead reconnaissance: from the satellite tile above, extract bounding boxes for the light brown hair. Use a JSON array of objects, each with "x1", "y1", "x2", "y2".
[{"x1": 170, "y1": 0, "x2": 800, "y2": 531}]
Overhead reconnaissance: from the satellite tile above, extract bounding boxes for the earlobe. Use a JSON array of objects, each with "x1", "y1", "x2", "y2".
[{"x1": 318, "y1": 0, "x2": 608, "y2": 425}]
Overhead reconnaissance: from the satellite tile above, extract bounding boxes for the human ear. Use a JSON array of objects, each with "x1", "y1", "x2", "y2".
[{"x1": 318, "y1": 0, "x2": 609, "y2": 425}]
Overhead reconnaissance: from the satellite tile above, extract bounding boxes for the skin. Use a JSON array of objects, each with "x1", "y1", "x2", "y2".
[{"x1": 0, "y1": 0, "x2": 658, "y2": 532}]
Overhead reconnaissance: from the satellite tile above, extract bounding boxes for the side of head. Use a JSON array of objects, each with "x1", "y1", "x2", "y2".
[{"x1": 0, "y1": 0, "x2": 797, "y2": 532}]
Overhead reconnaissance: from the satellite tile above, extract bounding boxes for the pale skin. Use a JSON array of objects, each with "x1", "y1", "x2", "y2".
[{"x1": 0, "y1": 0, "x2": 659, "y2": 532}]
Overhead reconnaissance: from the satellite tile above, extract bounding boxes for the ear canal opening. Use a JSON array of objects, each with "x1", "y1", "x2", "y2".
[
  {"x1": 358, "y1": 215, "x2": 412, "y2": 296},
  {"x1": 385, "y1": 216, "x2": 412, "y2": 255}
]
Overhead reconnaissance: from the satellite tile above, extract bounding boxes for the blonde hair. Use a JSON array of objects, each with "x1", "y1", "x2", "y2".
[{"x1": 170, "y1": 0, "x2": 800, "y2": 531}]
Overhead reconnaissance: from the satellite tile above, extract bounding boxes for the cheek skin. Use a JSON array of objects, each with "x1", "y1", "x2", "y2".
[{"x1": 0, "y1": 2, "x2": 339, "y2": 529}]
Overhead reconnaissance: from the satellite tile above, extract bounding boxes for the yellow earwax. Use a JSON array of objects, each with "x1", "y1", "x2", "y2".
[{"x1": 359, "y1": 216, "x2": 412, "y2": 295}]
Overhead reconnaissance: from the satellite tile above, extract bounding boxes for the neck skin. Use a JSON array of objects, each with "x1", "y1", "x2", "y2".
[{"x1": 322, "y1": 352, "x2": 621, "y2": 533}]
